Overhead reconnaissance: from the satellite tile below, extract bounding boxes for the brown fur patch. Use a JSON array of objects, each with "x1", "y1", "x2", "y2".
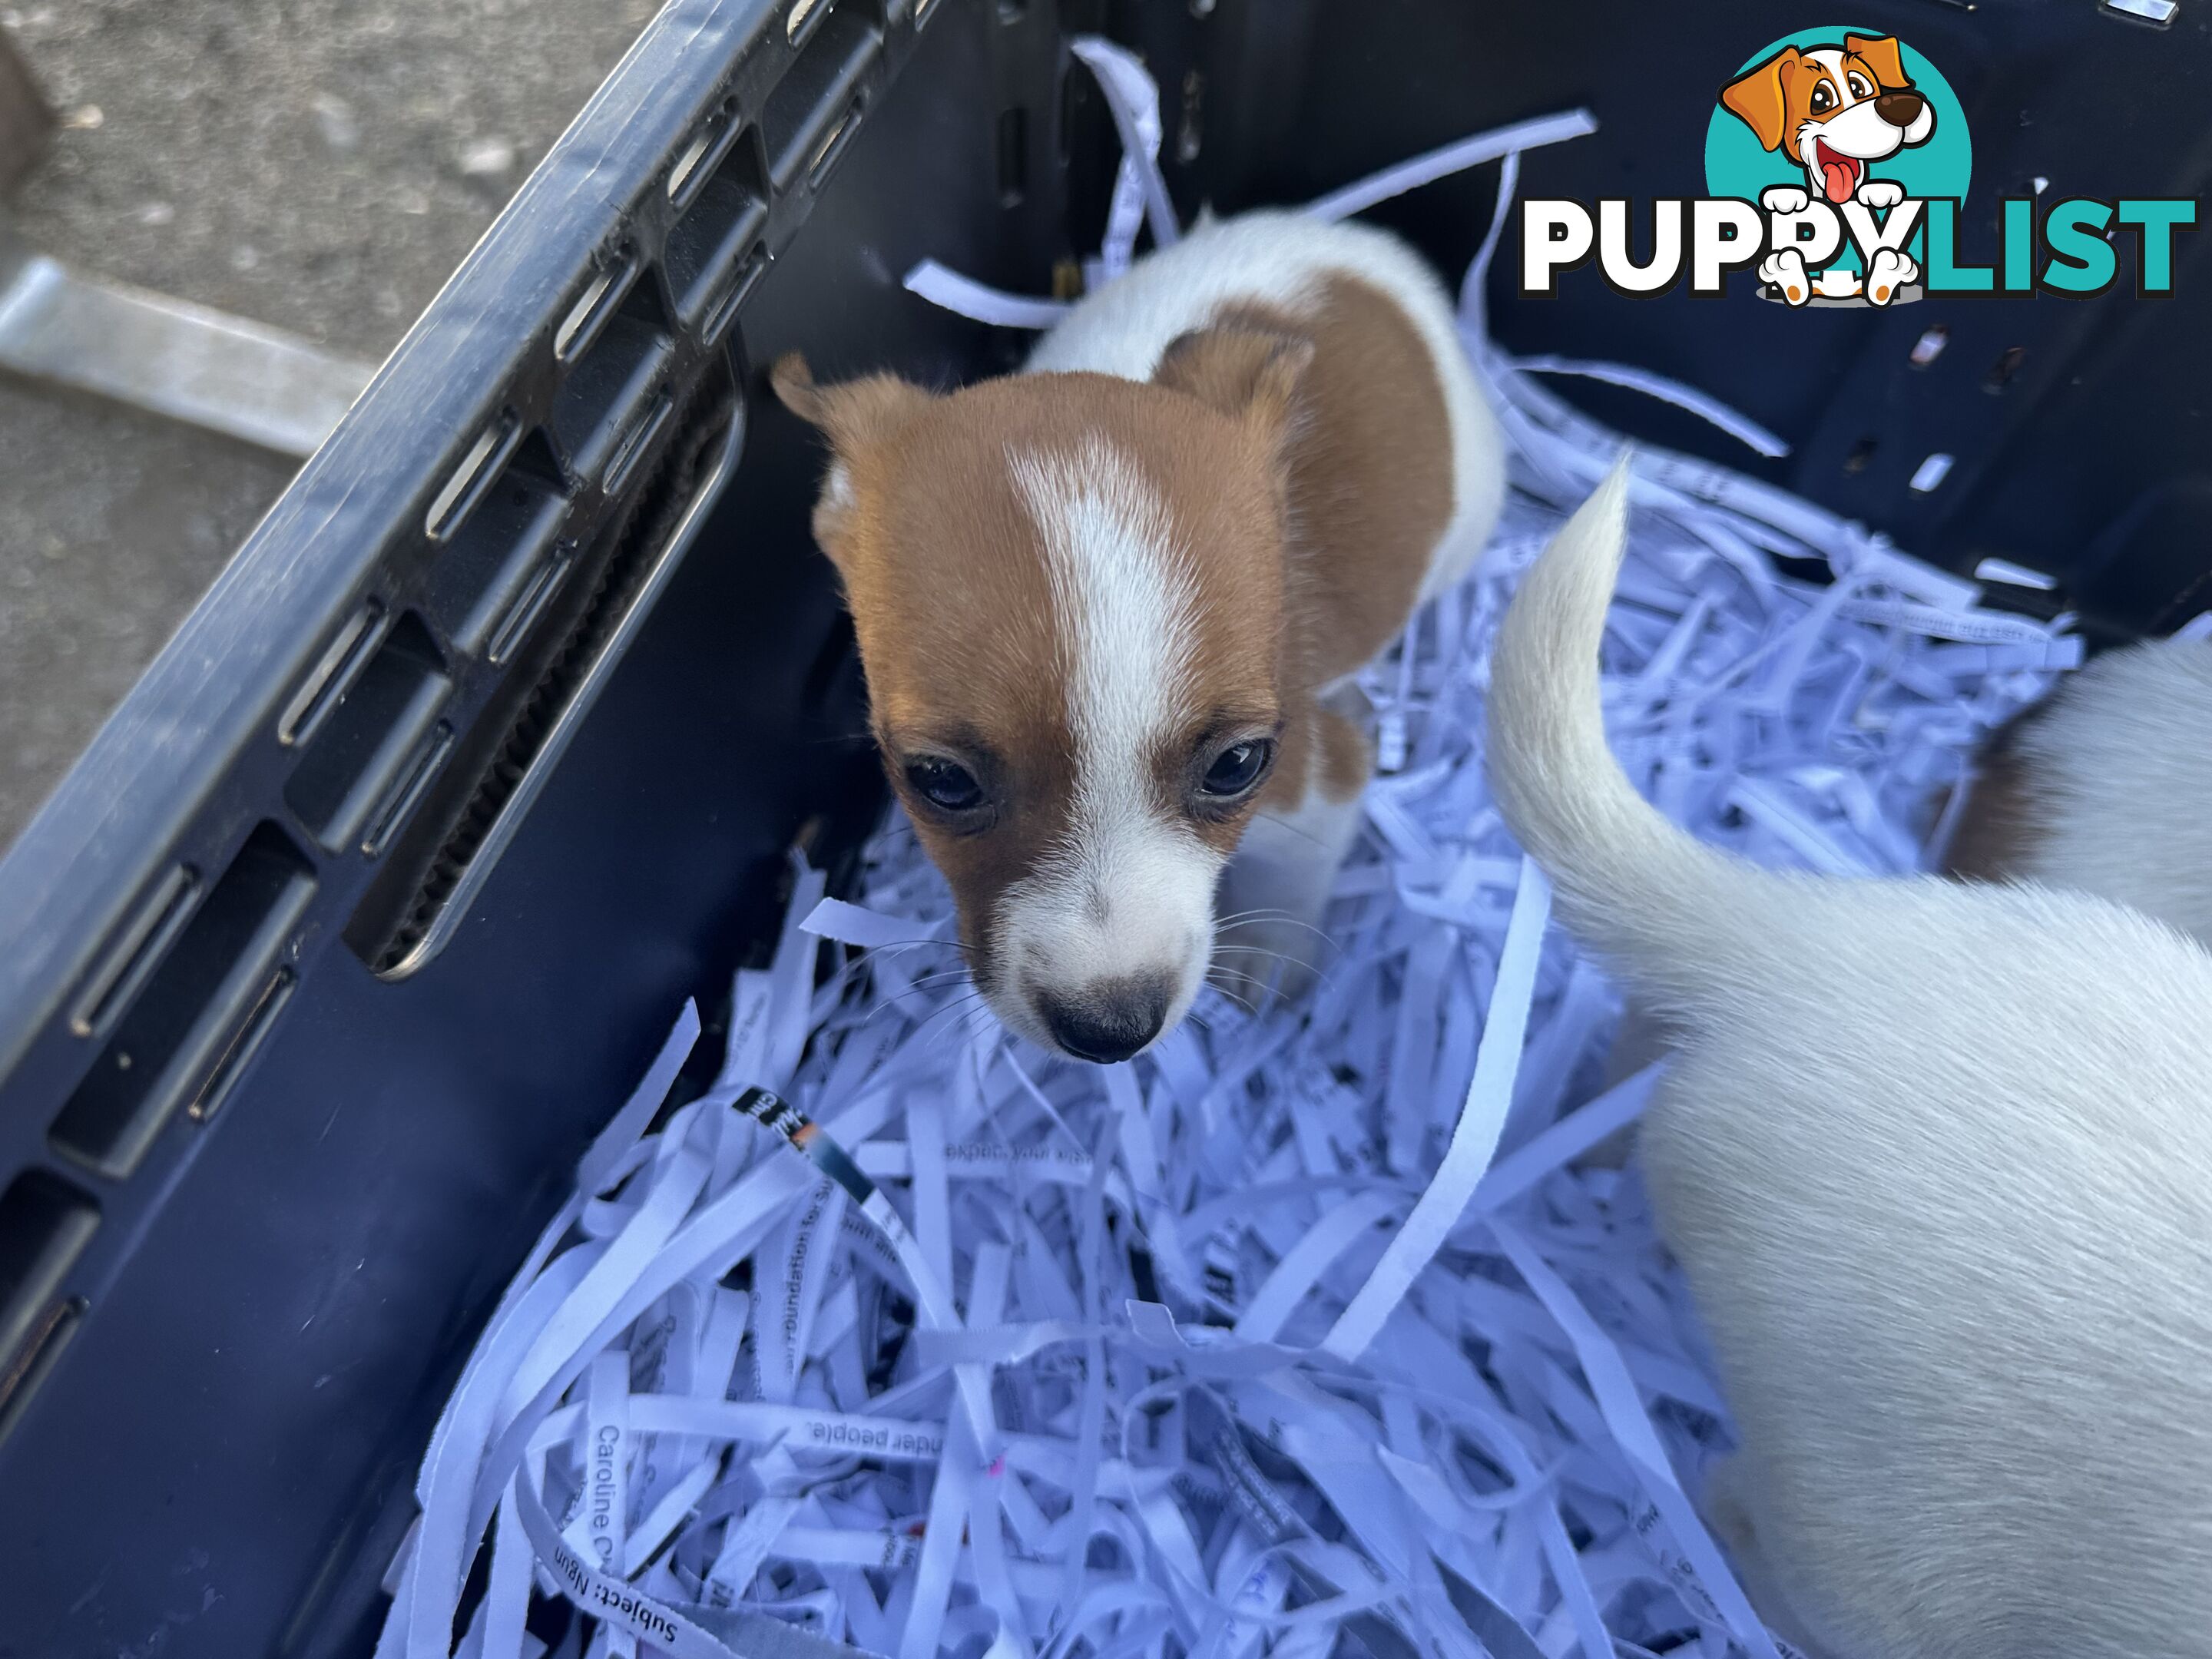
[
  {"x1": 1315, "y1": 705, "x2": 1372, "y2": 804},
  {"x1": 1210, "y1": 276, "x2": 1455, "y2": 698},
  {"x1": 1941, "y1": 701, "x2": 2058, "y2": 882}
]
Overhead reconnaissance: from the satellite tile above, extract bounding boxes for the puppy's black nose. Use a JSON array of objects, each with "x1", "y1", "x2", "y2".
[
  {"x1": 1040, "y1": 976, "x2": 1171, "y2": 1064},
  {"x1": 1874, "y1": 90, "x2": 1925, "y2": 128}
]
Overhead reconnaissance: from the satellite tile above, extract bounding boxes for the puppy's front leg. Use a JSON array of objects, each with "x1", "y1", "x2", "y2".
[{"x1": 1214, "y1": 708, "x2": 1368, "y2": 1005}]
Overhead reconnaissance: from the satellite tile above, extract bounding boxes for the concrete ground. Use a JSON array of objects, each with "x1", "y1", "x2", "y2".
[{"x1": 0, "y1": 0, "x2": 658, "y2": 852}]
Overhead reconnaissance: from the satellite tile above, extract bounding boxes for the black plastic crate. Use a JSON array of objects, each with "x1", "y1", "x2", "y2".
[{"x1": 1, "y1": 1, "x2": 2207, "y2": 1652}]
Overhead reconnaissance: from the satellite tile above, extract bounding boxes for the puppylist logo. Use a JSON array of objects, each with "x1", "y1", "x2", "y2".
[{"x1": 1524, "y1": 28, "x2": 2197, "y2": 306}]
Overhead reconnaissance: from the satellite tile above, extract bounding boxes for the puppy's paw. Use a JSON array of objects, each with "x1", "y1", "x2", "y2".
[
  {"x1": 1855, "y1": 178, "x2": 1906, "y2": 210},
  {"x1": 1865, "y1": 246, "x2": 1917, "y2": 306},
  {"x1": 1757, "y1": 249, "x2": 1812, "y2": 306},
  {"x1": 1813, "y1": 266, "x2": 1864, "y2": 299},
  {"x1": 1760, "y1": 184, "x2": 1812, "y2": 215}
]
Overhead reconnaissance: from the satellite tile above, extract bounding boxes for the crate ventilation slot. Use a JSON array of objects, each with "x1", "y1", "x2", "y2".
[
  {"x1": 279, "y1": 600, "x2": 389, "y2": 749},
  {"x1": 283, "y1": 613, "x2": 452, "y2": 854},
  {"x1": 669, "y1": 99, "x2": 744, "y2": 211},
  {"x1": 0, "y1": 1171, "x2": 98, "y2": 1416},
  {"x1": 0, "y1": 1296, "x2": 82, "y2": 1450},
  {"x1": 68, "y1": 863, "x2": 200, "y2": 1041},
  {"x1": 555, "y1": 250, "x2": 644, "y2": 366},
  {"x1": 348, "y1": 369, "x2": 741, "y2": 979},
  {"x1": 666, "y1": 121, "x2": 768, "y2": 339},
  {"x1": 51, "y1": 823, "x2": 316, "y2": 1181},
  {"x1": 426, "y1": 412, "x2": 524, "y2": 543},
  {"x1": 786, "y1": 0, "x2": 829, "y2": 47},
  {"x1": 763, "y1": 6, "x2": 879, "y2": 190}
]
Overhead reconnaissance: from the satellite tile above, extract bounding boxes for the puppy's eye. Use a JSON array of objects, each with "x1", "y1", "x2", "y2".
[
  {"x1": 1847, "y1": 73, "x2": 1873, "y2": 99},
  {"x1": 905, "y1": 757, "x2": 984, "y2": 813},
  {"x1": 1810, "y1": 83, "x2": 1833, "y2": 112},
  {"x1": 1200, "y1": 740, "x2": 1274, "y2": 799}
]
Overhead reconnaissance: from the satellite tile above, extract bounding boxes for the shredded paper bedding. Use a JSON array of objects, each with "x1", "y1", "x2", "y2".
[{"x1": 376, "y1": 41, "x2": 2081, "y2": 1659}]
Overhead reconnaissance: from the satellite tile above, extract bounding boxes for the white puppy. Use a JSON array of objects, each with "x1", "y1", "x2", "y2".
[
  {"x1": 1486, "y1": 463, "x2": 2212, "y2": 1659},
  {"x1": 1945, "y1": 637, "x2": 2212, "y2": 943}
]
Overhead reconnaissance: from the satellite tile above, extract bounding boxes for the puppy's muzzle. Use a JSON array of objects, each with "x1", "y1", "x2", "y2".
[
  {"x1": 1874, "y1": 90, "x2": 1926, "y2": 129},
  {"x1": 1038, "y1": 972, "x2": 1173, "y2": 1065}
]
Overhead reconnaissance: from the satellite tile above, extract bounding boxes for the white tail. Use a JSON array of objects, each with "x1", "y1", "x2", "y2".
[{"x1": 1484, "y1": 460, "x2": 1749, "y2": 999}]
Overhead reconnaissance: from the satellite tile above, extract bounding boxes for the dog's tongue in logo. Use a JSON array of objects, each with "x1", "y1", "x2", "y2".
[{"x1": 1812, "y1": 137, "x2": 1861, "y2": 204}]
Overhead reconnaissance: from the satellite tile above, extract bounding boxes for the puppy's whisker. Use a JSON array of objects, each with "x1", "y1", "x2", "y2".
[
  {"x1": 1207, "y1": 985, "x2": 1258, "y2": 1015},
  {"x1": 867, "y1": 982, "x2": 975, "y2": 1019},
  {"x1": 1216, "y1": 913, "x2": 1334, "y2": 943},
  {"x1": 860, "y1": 974, "x2": 981, "y2": 1032},
  {"x1": 853, "y1": 935, "x2": 975, "y2": 958},
  {"x1": 1214, "y1": 907, "x2": 1300, "y2": 927},
  {"x1": 1220, "y1": 942, "x2": 1329, "y2": 981},
  {"x1": 912, "y1": 991, "x2": 992, "y2": 1051},
  {"x1": 881, "y1": 967, "x2": 975, "y2": 997},
  {"x1": 1212, "y1": 959, "x2": 1283, "y2": 999},
  {"x1": 1265, "y1": 819, "x2": 1340, "y2": 854}
]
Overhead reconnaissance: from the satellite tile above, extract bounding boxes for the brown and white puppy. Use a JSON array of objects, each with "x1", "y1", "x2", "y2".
[
  {"x1": 1945, "y1": 637, "x2": 2212, "y2": 943},
  {"x1": 774, "y1": 210, "x2": 1503, "y2": 1063}
]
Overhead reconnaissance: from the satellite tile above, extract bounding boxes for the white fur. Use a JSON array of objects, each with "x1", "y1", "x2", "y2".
[
  {"x1": 1974, "y1": 639, "x2": 2212, "y2": 945},
  {"x1": 1487, "y1": 465, "x2": 2212, "y2": 1659},
  {"x1": 996, "y1": 439, "x2": 1220, "y2": 1045},
  {"x1": 1023, "y1": 210, "x2": 1505, "y2": 601}
]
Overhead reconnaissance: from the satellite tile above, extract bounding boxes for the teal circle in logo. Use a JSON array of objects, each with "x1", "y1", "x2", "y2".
[{"x1": 1704, "y1": 29, "x2": 1970, "y2": 272}]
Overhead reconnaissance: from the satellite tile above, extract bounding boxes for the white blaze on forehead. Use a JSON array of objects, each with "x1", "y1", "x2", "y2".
[
  {"x1": 1013, "y1": 436, "x2": 1200, "y2": 791},
  {"x1": 1804, "y1": 48, "x2": 1855, "y2": 104},
  {"x1": 997, "y1": 438, "x2": 1220, "y2": 1015}
]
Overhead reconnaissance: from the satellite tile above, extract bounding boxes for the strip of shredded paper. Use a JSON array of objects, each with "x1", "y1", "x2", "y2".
[{"x1": 379, "y1": 38, "x2": 2078, "y2": 1659}]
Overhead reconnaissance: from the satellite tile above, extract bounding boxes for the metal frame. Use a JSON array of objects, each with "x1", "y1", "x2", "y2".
[{"x1": 0, "y1": 226, "x2": 375, "y2": 455}]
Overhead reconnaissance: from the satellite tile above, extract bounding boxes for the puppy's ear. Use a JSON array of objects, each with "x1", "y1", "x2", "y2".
[
  {"x1": 1719, "y1": 47, "x2": 1798, "y2": 154},
  {"x1": 771, "y1": 353, "x2": 935, "y2": 453},
  {"x1": 1844, "y1": 34, "x2": 1910, "y2": 91},
  {"x1": 1152, "y1": 326, "x2": 1313, "y2": 449},
  {"x1": 770, "y1": 353, "x2": 935, "y2": 568}
]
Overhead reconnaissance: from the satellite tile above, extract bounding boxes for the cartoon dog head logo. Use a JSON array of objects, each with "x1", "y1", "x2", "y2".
[
  {"x1": 1719, "y1": 35, "x2": 1935, "y2": 207},
  {"x1": 1707, "y1": 31, "x2": 1961, "y2": 307}
]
